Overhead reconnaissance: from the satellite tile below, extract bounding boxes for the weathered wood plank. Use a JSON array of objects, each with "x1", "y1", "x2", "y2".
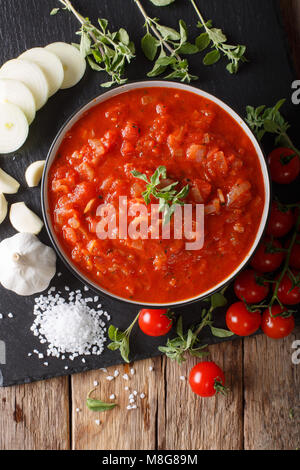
[
  {"x1": 72, "y1": 358, "x2": 162, "y2": 450},
  {"x1": 0, "y1": 377, "x2": 70, "y2": 450},
  {"x1": 244, "y1": 326, "x2": 300, "y2": 450},
  {"x1": 157, "y1": 341, "x2": 244, "y2": 450}
]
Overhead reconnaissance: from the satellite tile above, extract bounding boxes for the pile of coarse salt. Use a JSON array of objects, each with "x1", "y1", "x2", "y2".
[{"x1": 30, "y1": 286, "x2": 108, "y2": 360}]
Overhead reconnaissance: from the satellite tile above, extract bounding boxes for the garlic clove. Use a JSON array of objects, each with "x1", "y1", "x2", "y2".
[
  {"x1": 25, "y1": 160, "x2": 45, "y2": 187},
  {"x1": 0, "y1": 192, "x2": 8, "y2": 224},
  {"x1": 0, "y1": 168, "x2": 20, "y2": 194},
  {"x1": 10, "y1": 202, "x2": 43, "y2": 235}
]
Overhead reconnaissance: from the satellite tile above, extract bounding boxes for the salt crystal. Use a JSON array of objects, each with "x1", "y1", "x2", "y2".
[
  {"x1": 106, "y1": 376, "x2": 114, "y2": 381},
  {"x1": 113, "y1": 370, "x2": 119, "y2": 377},
  {"x1": 93, "y1": 381, "x2": 98, "y2": 387},
  {"x1": 8, "y1": 313, "x2": 13, "y2": 318},
  {"x1": 0, "y1": 314, "x2": 3, "y2": 319},
  {"x1": 149, "y1": 366, "x2": 153, "y2": 371},
  {"x1": 76, "y1": 408, "x2": 80, "y2": 413},
  {"x1": 110, "y1": 394, "x2": 116, "y2": 400},
  {"x1": 140, "y1": 393, "x2": 145, "y2": 399},
  {"x1": 95, "y1": 419, "x2": 100, "y2": 426},
  {"x1": 133, "y1": 391, "x2": 138, "y2": 396},
  {"x1": 130, "y1": 368, "x2": 135, "y2": 375},
  {"x1": 179, "y1": 376, "x2": 185, "y2": 381},
  {"x1": 124, "y1": 386, "x2": 129, "y2": 391},
  {"x1": 122, "y1": 374, "x2": 129, "y2": 380},
  {"x1": 129, "y1": 398, "x2": 135, "y2": 404}
]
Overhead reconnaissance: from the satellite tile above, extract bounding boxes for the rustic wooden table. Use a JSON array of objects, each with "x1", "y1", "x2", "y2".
[{"x1": 0, "y1": 0, "x2": 299, "y2": 451}]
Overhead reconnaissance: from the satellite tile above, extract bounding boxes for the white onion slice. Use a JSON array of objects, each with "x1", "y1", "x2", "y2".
[
  {"x1": 25, "y1": 160, "x2": 45, "y2": 187},
  {"x1": 0, "y1": 78, "x2": 36, "y2": 125},
  {"x1": 0, "y1": 168, "x2": 20, "y2": 194},
  {"x1": 20, "y1": 48, "x2": 64, "y2": 97},
  {"x1": 0, "y1": 102, "x2": 29, "y2": 154},
  {"x1": 0, "y1": 193, "x2": 8, "y2": 224},
  {"x1": 10, "y1": 202, "x2": 43, "y2": 235},
  {"x1": 0, "y1": 59, "x2": 49, "y2": 110},
  {"x1": 45, "y1": 42, "x2": 86, "y2": 89}
]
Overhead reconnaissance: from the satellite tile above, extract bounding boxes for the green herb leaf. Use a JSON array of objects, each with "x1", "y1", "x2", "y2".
[
  {"x1": 86, "y1": 398, "x2": 117, "y2": 412},
  {"x1": 148, "y1": 0, "x2": 176, "y2": 5},
  {"x1": 211, "y1": 292, "x2": 227, "y2": 309},
  {"x1": 210, "y1": 326, "x2": 234, "y2": 338},
  {"x1": 195, "y1": 32, "x2": 211, "y2": 51},
  {"x1": 203, "y1": 49, "x2": 221, "y2": 65},
  {"x1": 141, "y1": 33, "x2": 159, "y2": 60},
  {"x1": 156, "y1": 23, "x2": 181, "y2": 41},
  {"x1": 177, "y1": 42, "x2": 199, "y2": 55},
  {"x1": 50, "y1": 7, "x2": 60, "y2": 15}
]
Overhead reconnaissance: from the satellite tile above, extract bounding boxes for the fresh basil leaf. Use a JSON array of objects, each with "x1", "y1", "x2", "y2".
[
  {"x1": 203, "y1": 49, "x2": 221, "y2": 65},
  {"x1": 210, "y1": 326, "x2": 234, "y2": 338},
  {"x1": 86, "y1": 398, "x2": 117, "y2": 412}
]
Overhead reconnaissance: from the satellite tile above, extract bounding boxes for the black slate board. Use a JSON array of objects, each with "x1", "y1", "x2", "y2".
[{"x1": 0, "y1": 0, "x2": 299, "y2": 387}]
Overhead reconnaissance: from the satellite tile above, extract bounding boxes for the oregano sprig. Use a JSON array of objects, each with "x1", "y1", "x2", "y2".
[
  {"x1": 189, "y1": 0, "x2": 247, "y2": 73},
  {"x1": 51, "y1": 0, "x2": 135, "y2": 87},
  {"x1": 107, "y1": 313, "x2": 140, "y2": 363},
  {"x1": 159, "y1": 290, "x2": 234, "y2": 364},
  {"x1": 131, "y1": 166, "x2": 189, "y2": 224},
  {"x1": 134, "y1": 0, "x2": 198, "y2": 82},
  {"x1": 246, "y1": 99, "x2": 300, "y2": 158}
]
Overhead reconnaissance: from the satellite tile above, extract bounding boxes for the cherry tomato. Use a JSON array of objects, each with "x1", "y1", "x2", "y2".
[
  {"x1": 226, "y1": 302, "x2": 261, "y2": 336},
  {"x1": 268, "y1": 147, "x2": 300, "y2": 184},
  {"x1": 250, "y1": 237, "x2": 284, "y2": 273},
  {"x1": 287, "y1": 234, "x2": 300, "y2": 270},
  {"x1": 189, "y1": 361, "x2": 225, "y2": 398},
  {"x1": 138, "y1": 309, "x2": 173, "y2": 337},
  {"x1": 275, "y1": 271, "x2": 300, "y2": 305},
  {"x1": 234, "y1": 269, "x2": 269, "y2": 304},
  {"x1": 266, "y1": 202, "x2": 294, "y2": 238},
  {"x1": 261, "y1": 305, "x2": 295, "y2": 339}
]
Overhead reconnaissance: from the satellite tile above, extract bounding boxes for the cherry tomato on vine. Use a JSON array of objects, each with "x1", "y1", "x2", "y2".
[
  {"x1": 138, "y1": 309, "x2": 173, "y2": 337},
  {"x1": 266, "y1": 202, "x2": 295, "y2": 238},
  {"x1": 189, "y1": 361, "x2": 226, "y2": 398},
  {"x1": 234, "y1": 269, "x2": 269, "y2": 304},
  {"x1": 275, "y1": 271, "x2": 300, "y2": 305},
  {"x1": 268, "y1": 147, "x2": 300, "y2": 184},
  {"x1": 226, "y1": 302, "x2": 261, "y2": 337},
  {"x1": 261, "y1": 305, "x2": 295, "y2": 339},
  {"x1": 287, "y1": 234, "x2": 300, "y2": 270},
  {"x1": 250, "y1": 237, "x2": 284, "y2": 273}
]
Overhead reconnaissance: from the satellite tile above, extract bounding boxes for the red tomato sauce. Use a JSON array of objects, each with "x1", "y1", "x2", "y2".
[{"x1": 48, "y1": 87, "x2": 265, "y2": 303}]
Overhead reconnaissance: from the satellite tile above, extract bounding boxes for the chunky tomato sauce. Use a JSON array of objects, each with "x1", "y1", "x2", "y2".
[{"x1": 48, "y1": 87, "x2": 265, "y2": 303}]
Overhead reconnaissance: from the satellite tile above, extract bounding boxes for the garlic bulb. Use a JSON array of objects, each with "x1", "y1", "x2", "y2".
[{"x1": 0, "y1": 233, "x2": 56, "y2": 296}]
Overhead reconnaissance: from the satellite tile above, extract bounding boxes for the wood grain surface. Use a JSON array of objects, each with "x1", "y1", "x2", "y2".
[{"x1": 0, "y1": 0, "x2": 299, "y2": 451}]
